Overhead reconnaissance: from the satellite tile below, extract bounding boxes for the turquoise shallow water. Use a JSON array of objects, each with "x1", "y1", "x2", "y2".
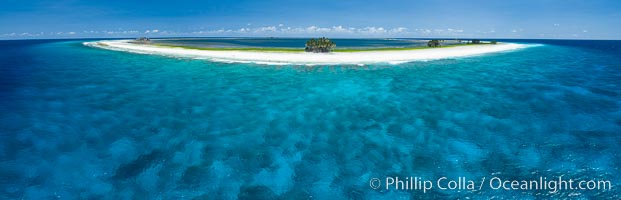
[{"x1": 1, "y1": 39, "x2": 620, "y2": 199}]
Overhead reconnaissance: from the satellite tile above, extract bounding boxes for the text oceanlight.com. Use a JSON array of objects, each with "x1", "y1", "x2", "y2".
[{"x1": 368, "y1": 176, "x2": 612, "y2": 193}]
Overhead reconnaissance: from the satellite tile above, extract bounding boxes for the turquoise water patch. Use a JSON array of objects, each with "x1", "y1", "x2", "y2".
[{"x1": 0, "y1": 39, "x2": 620, "y2": 199}]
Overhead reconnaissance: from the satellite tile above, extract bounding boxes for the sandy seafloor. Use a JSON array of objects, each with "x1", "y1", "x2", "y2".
[{"x1": 1, "y1": 39, "x2": 620, "y2": 199}]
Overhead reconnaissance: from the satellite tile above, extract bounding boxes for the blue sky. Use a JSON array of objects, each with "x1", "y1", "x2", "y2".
[{"x1": 1, "y1": 0, "x2": 620, "y2": 39}]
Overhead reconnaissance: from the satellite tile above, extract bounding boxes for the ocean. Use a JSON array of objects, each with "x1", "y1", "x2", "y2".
[{"x1": 1, "y1": 38, "x2": 620, "y2": 199}]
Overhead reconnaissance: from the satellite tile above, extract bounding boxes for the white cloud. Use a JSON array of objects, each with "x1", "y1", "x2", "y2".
[
  {"x1": 364, "y1": 27, "x2": 390, "y2": 34},
  {"x1": 391, "y1": 27, "x2": 408, "y2": 33},
  {"x1": 0, "y1": 26, "x2": 411, "y2": 39},
  {"x1": 4, "y1": 25, "x2": 554, "y2": 39},
  {"x1": 0, "y1": 32, "x2": 45, "y2": 37},
  {"x1": 255, "y1": 26, "x2": 277, "y2": 32},
  {"x1": 144, "y1": 29, "x2": 159, "y2": 34},
  {"x1": 330, "y1": 25, "x2": 355, "y2": 33},
  {"x1": 414, "y1": 29, "x2": 432, "y2": 34},
  {"x1": 413, "y1": 28, "x2": 465, "y2": 36}
]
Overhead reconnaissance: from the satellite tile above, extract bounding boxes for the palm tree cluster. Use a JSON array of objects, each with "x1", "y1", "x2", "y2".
[
  {"x1": 305, "y1": 37, "x2": 336, "y2": 53},
  {"x1": 427, "y1": 39, "x2": 441, "y2": 47}
]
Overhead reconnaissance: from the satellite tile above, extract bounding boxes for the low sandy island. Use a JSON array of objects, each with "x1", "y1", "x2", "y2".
[{"x1": 85, "y1": 40, "x2": 530, "y2": 65}]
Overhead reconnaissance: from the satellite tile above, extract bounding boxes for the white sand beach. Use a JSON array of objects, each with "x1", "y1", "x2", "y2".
[{"x1": 85, "y1": 40, "x2": 529, "y2": 65}]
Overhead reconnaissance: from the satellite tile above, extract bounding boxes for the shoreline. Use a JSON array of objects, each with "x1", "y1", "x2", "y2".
[{"x1": 84, "y1": 40, "x2": 532, "y2": 65}]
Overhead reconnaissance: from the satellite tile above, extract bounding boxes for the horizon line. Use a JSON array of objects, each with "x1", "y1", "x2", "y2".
[{"x1": 1, "y1": 36, "x2": 621, "y2": 41}]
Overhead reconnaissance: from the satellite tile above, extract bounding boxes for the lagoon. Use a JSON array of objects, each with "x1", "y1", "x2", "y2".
[{"x1": 1, "y1": 38, "x2": 620, "y2": 199}]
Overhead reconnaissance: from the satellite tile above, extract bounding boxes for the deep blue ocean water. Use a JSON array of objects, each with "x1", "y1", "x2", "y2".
[{"x1": 0, "y1": 38, "x2": 620, "y2": 199}]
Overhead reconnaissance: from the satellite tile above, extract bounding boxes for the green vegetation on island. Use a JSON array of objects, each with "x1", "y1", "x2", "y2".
[
  {"x1": 428, "y1": 40, "x2": 442, "y2": 47},
  {"x1": 427, "y1": 39, "x2": 496, "y2": 48},
  {"x1": 305, "y1": 37, "x2": 336, "y2": 53},
  {"x1": 150, "y1": 38, "x2": 498, "y2": 52},
  {"x1": 130, "y1": 37, "x2": 152, "y2": 44}
]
